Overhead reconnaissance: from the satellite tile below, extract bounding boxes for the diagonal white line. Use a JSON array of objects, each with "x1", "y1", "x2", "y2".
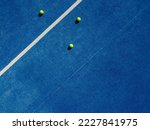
[{"x1": 0, "y1": 0, "x2": 82, "y2": 76}]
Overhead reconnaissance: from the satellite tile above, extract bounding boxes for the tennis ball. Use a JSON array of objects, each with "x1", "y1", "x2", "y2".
[
  {"x1": 39, "y1": 10, "x2": 44, "y2": 15},
  {"x1": 69, "y1": 43, "x2": 74, "y2": 49},
  {"x1": 76, "y1": 17, "x2": 81, "y2": 22}
]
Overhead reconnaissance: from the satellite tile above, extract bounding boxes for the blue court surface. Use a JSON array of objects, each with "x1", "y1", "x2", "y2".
[{"x1": 0, "y1": 0, "x2": 150, "y2": 112}]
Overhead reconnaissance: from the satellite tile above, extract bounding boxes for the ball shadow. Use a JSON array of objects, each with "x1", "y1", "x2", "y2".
[
  {"x1": 38, "y1": 13, "x2": 43, "y2": 17},
  {"x1": 75, "y1": 20, "x2": 80, "y2": 24},
  {"x1": 67, "y1": 46, "x2": 72, "y2": 50}
]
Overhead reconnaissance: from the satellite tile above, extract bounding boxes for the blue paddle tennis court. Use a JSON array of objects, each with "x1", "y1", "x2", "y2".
[{"x1": 0, "y1": 0, "x2": 150, "y2": 112}]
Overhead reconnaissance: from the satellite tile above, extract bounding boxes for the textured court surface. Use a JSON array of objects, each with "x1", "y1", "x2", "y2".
[{"x1": 0, "y1": 0, "x2": 150, "y2": 112}]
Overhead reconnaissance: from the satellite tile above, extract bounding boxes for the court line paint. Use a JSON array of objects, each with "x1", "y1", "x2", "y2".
[{"x1": 0, "y1": 0, "x2": 82, "y2": 76}]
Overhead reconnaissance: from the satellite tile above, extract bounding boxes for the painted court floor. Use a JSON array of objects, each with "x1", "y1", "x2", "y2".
[{"x1": 0, "y1": 0, "x2": 150, "y2": 112}]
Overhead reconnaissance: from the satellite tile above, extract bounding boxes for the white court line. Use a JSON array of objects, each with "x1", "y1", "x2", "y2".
[{"x1": 0, "y1": 0, "x2": 82, "y2": 76}]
